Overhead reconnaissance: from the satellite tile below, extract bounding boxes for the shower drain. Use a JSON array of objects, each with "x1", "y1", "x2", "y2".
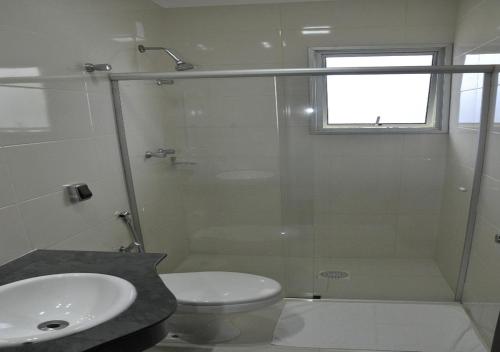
[
  {"x1": 319, "y1": 270, "x2": 350, "y2": 280},
  {"x1": 37, "y1": 320, "x2": 69, "y2": 331}
]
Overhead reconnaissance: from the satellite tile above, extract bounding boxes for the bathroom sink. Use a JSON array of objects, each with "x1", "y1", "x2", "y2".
[{"x1": 0, "y1": 273, "x2": 137, "y2": 347}]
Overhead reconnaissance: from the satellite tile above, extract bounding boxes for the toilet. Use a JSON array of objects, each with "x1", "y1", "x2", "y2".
[{"x1": 160, "y1": 272, "x2": 282, "y2": 343}]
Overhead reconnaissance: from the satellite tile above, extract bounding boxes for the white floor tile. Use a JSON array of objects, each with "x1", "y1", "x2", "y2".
[{"x1": 272, "y1": 300, "x2": 488, "y2": 352}]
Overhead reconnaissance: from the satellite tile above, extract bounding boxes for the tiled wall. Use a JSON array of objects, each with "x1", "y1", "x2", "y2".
[
  {"x1": 145, "y1": 0, "x2": 459, "y2": 299},
  {"x1": 120, "y1": 80, "x2": 190, "y2": 271},
  {"x1": 0, "y1": 0, "x2": 465, "y2": 301},
  {"x1": 0, "y1": 0, "x2": 181, "y2": 265},
  {"x1": 155, "y1": 0, "x2": 456, "y2": 69},
  {"x1": 447, "y1": 0, "x2": 500, "y2": 346}
]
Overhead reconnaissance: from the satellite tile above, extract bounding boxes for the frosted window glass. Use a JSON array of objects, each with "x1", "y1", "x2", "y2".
[{"x1": 325, "y1": 55, "x2": 433, "y2": 125}]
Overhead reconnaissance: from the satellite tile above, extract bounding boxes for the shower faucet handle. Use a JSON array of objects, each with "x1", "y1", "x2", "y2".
[{"x1": 145, "y1": 148, "x2": 176, "y2": 159}]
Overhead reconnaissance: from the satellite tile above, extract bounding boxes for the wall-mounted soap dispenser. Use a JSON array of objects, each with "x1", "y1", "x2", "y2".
[{"x1": 65, "y1": 183, "x2": 93, "y2": 203}]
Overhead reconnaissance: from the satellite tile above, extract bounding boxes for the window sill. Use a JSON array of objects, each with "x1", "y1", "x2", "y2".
[{"x1": 309, "y1": 126, "x2": 447, "y2": 135}]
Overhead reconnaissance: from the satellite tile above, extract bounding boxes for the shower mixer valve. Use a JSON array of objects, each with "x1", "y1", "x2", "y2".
[
  {"x1": 145, "y1": 148, "x2": 176, "y2": 159},
  {"x1": 84, "y1": 63, "x2": 112, "y2": 73}
]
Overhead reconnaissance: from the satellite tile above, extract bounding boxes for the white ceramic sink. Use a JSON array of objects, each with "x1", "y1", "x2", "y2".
[{"x1": 0, "y1": 273, "x2": 137, "y2": 347}]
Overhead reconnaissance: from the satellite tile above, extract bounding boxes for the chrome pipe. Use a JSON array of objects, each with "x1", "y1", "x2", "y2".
[
  {"x1": 109, "y1": 65, "x2": 499, "y2": 81},
  {"x1": 138, "y1": 45, "x2": 183, "y2": 62},
  {"x1": 138, "y1": 45, "x2": 194, "y2": 71},
  {"x1": 111, "y1": 79, "x2": 146, "y2": 252},
  {"x1": 117, "y1": 210, "x2": 143, "y2": 253}
]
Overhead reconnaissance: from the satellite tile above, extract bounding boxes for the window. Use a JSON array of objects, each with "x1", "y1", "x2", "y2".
[{"x1": 309, "y1": 47, "x2": 451, "y2": 133}]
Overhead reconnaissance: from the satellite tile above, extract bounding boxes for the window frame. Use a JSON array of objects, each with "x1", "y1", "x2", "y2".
[{"x1": 308, "y1": 45, "x2": 452, "y2": 134}]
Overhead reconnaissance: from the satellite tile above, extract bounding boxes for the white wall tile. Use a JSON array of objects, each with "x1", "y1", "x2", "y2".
[
  {"x1": 436, "y1": 159, "x2": 474, "y2": 291},
  {"x1": 279, "y1": 1, "x2": 339, "y2": 30},
  {"x1": 0, "y1": 154, "x2": 17, "y2": 208},
  {"x1": 454, "y1": 0, "x2": 500, "y2": 55},
  {"x1": 483, "y1": 130, "x2": 500, "y2": 180},
  {"x1": 313, "y1": 134, "x2": 404, "y2": 157},
  {"x1": 0, "y1": 205, "x2": 32, "y2": 265},
  {"x1": 457, "y1": 0, "x2": 486, "y2": 21},
  {"x1": 161, "y1": 4, "x2": 281, "y2": 33},
  {"x1": 3, "y1": 139, "x2": 100, "y2": 201},
  {"x1": 396, "y1": 212, "x2": 439, "y2": 258},
  {"x1": 49, "y1": 219, "x2": 130, "y2": 252},
  {"x1": 316, "y1": 156, "x2": 402, "y2": 213},
  {"x1": 285, "y1": 257, "x2": 315, "y2": 297},
  {"x1": 0, "y1": 87, "x2": 93, "y2": 146},
  {"x1": 403, "y1": 25, "x2": 456, "y2": 44},
  {"x1": 18, "y1": 191, "x2": 90, "y2": 249},
  {"x1": 402, "y1": 134, "x2": 449, "y2": 158},
  {"x1": 406, "y1": 0, "x2": 457, "y2": 26},
  {"x1": 315, "y1": 214, "x2": 398, "y2": 258},
  {"x1": 169, "y1": 29, "x2": 283, "y2": 66},
  {"x1": 399, "y1": 157, "x2": 446, "y2": 212},
  {"x1": 0, "y1": 27, "x2": 86, "y2": 91},
  {"x1": 87, "y1": 90, "x2": 117, "y2": 137}
]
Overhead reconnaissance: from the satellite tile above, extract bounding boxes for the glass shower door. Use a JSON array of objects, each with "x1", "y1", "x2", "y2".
[{"x1": 118, "y1": 76, "x2": 316, "y2": 298}]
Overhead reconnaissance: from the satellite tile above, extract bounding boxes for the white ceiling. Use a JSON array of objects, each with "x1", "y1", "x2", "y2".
[{"x1": 152, "y1": 0, "x2": 331, "y2": 8}]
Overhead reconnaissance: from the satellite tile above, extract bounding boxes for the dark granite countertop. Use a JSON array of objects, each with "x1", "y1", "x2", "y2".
[{"x1": 0, "y1": 250, "x2": 177, "y2": 352}]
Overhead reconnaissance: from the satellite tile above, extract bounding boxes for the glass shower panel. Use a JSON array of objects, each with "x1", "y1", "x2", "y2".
[
  {"x1": 436, "y1": 72, "x2": 484, "y2": 296},
  {"x1": 119, "y1": 76, "x2": 316, "y2": 298},
  {"x1": 460, "y1": 70, "x2": 500, "y2": 347},
  {"x1": 174, "y1": 77, "x2": 285, "y2": 285},
  {"x1": 275, "y1": 76, "x2": 315, "y2": 298},
  {"x1": 118, "y1": 70, "x2": 488, "y2": 302},
  {"x1": 119, "y1": 80, "x2": 189, "y2": 271},
  {"x1": 275, "y1": 73, "x2": 482, "y2": 302}
]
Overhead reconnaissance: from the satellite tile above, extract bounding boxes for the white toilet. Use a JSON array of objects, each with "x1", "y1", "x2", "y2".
[{"x1": 160, "y1": 271, "x2": 282, "y2": 343}]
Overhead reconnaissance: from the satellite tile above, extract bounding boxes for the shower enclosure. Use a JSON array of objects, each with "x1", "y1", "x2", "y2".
[{"x1": 110, "y1": 64, "x2": 498, "y2": 302}]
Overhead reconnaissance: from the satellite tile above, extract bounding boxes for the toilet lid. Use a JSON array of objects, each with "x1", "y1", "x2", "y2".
[{"x1": 160, "y1": 272, "x2": 282, "y2": 306}]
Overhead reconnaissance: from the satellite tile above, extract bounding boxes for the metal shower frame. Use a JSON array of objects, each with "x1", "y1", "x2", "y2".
[{"x1": 109, "y1": 64, "x2": 499, "y2": 302}]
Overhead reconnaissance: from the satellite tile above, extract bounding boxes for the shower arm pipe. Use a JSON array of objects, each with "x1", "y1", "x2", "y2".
[
  {"x1": 140, "y1": 46, "x2": 184, "y2": 63},
  {"x1": 109, "y1": 64, "x2": 499, "y2": 81}
]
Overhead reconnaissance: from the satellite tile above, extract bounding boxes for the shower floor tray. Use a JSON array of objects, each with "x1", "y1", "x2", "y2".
[{"x1": 272, "y1": 300, "x2": 487, "y2": 352}]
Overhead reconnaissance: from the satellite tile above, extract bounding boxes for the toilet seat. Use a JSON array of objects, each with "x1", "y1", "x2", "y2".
[{"x1": 160, "y1": 272, "x2": 282, "y2": 314}]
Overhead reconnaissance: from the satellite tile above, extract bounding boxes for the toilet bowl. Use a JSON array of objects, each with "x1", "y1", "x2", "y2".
[{"x1": 160, "y1": 271, "x2": 282, "y2": 343}]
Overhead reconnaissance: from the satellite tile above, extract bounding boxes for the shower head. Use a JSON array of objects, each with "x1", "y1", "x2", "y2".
[
  {"x1": 175, "y1": 61, "x2": 195, "y2": 71},
  {"x1": 138, "y1": 45, "x2": 194, "y2": 71}
]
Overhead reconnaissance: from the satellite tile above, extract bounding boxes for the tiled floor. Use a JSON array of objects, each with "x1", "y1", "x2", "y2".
[
  {"x1": 273, "y1": 300, "x2": 486, "y2": 351},
  {"x1": 149, "y1": 255, "x2": 460, "y2": 351},
  {"x1": 145, "y1": 300, "x2": 363, "y2": 352},
  {"x1": 171, "y1": 254, "x2": 454, "y2": 301},
  {"x1": 146, "y1": 300, "x2": 488, "y2": 352}
]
